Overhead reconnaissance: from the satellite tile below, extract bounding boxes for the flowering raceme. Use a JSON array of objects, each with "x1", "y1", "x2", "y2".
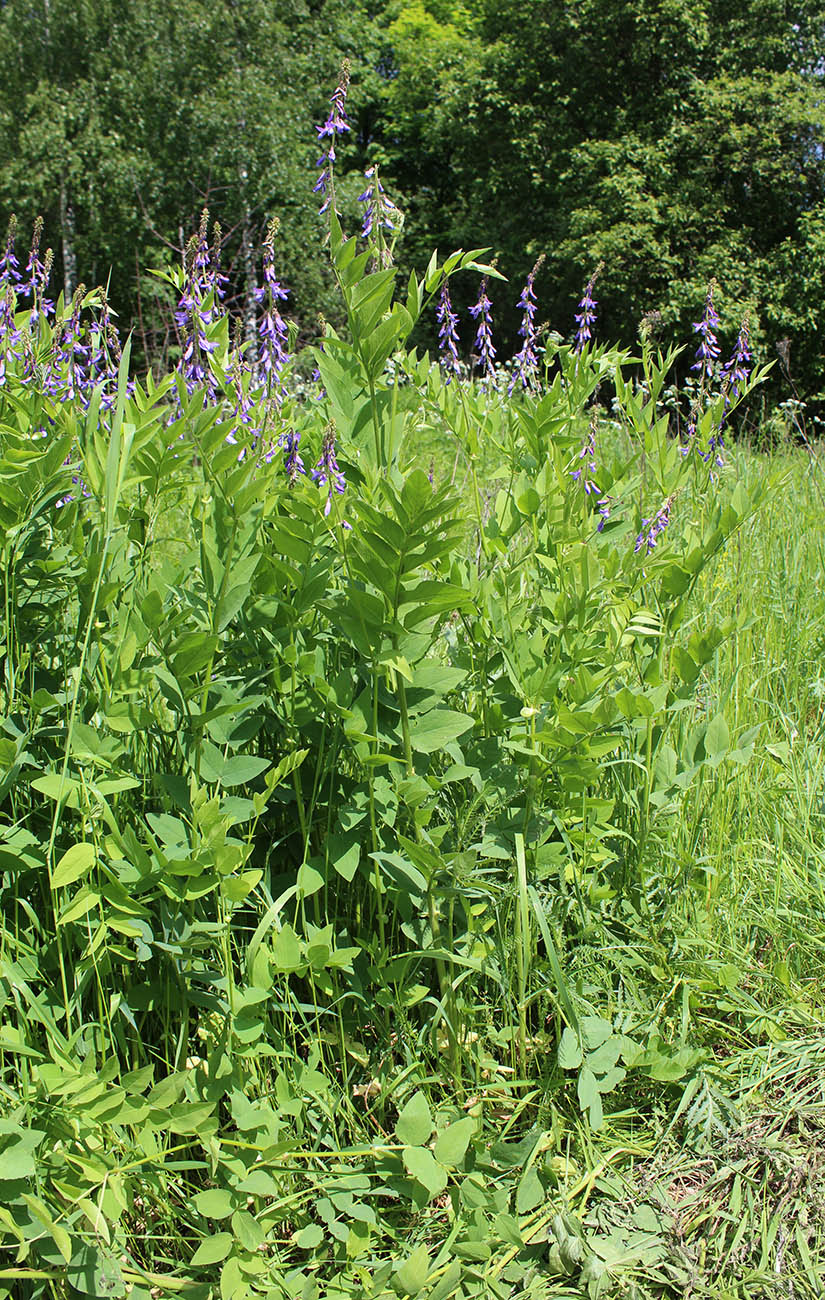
[
  {"x1": 314, "y1": 61, "x2": 350, "y2": 216},
  {"x1": 721, "y1": 314, "x2": 752, "y2": 402},
  {"x1": 255, "y1": 218, "x2": 290, "y2": 391},
  {"x1": 311, "y1": 421, "x2": 345, "y2": 514},
  {"x1": 692, "y1": 281, "x2": 720, "y2": 382},
  {"x1": 469, "y1": 277, "x2": 496, "y2": 382},
  {"x1": 358, "y1": 165, "x2": 396, "y2": 243},
  {"x1": 175, "y1": 210, "x2": 219, "y2": 398},
  {"x1": 635, "y1": 497, "x2": 673, "y2": 553},
  {"x1": 509, "y1": 254, "x2": 544, "y2": 393},
  {"x1": 574, "y1": 264, "x2": 603, "y2": 353},
  {"x1": 436, "y1": 281, "x2": 461, "y2": 382}
]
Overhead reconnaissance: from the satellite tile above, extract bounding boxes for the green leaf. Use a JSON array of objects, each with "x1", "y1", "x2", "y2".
[
  {"x1": 516, "y1": 1165, "x2": 544, "y2": 1214},
  {"x1": 327, "y1": 834, "x2": 360, "y2": 882},
  {"x1": 20, "y1": 1195, "x2": 71, "y2": 1264},
  {"x1": 409, "y1": 708, "x2": 474, "y2": 754},
  {"x1": 577, "y1": 1067, "x2": 604, "y2": 1129},
  {"x1": 231, "y1": 1209, "x2": 265, "y2": 1252},
  {"x1": 272, "y1": 924, "x2": 303, "y2": 973},
  {"x1": 294, "y1": 1223, "x2": 324, "y2": 1250},
  {"x1": 704, "y1": 713, "x2": 730, "y2": 763},
  {"x1": 66, "y1": 1246, "x2": 125, "y2": 1297},
  {"x1": 218, "y1": 755, "x2": 271, "y2": 787},
  {"x1": 394, "y1": 1242, "x2": 432, "y2": 1296},
  {"x1": 395, "y1": 1091, "x2": 433, "y2": 1145},
  {"x1": 433, "y1": 1117, "x2": 475, "y2": 1167},
  {"x1": 57, "y1": 886, "x2": 101, "y2": 925},
  {"x1": 51, "y1": 841, "x2": 96, "y2": 889},
  {"x1": 403, "y1": 1145, "x2": 448, "y2": 1197},
  {"x1": 296, "y1": 862, "x2": 324, "y2": 899},
  {"x1": 557, "y1": 1027, "x2": 583, "y2": 1070},
  {"x1": 193, "y1": 1189, "x2": 237, "y2": 1220},
  {"x1": 191, "y1": 1232, "x2": 234, "y2": 1266}
]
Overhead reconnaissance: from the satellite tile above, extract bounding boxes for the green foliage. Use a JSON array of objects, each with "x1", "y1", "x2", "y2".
[{"x1": 2, "y1": 214, "x2": 825, "y2": 1300}]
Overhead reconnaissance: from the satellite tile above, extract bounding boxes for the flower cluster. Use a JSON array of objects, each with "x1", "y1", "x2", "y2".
[
  {"x1": 175, "y1": 210, "x2": 219, "y2": 397},
  {"x1": 87, "y1": 290, "x2": 124, "y2": 409},
  {"x1": 509, "y1": 254, "x2": 544, "y2": 393},
  {"x1": 469, "y1": 277, "x2": 496, "y2": 382},
  {"x1": 574, "y1": 264, "x2": 603, "y2": 353},
  {"x1": 635, "y1": 497, "x2": 673, "y2": 553},
  {"x1": 358, "y1": 165, "x2": 396, "y2": 243},
  {"x1": 255, "y1": 218, "x2": 290, "y2": 390},
  {"x1": 311, "y1": 421, "x2": 345, "y2": 514},
  {"x1": 314, "y1": 61, "x2": 350, "y2": 216},
  {"x1": 23, "y1": 217, "x2": 54, "y2": 326},
  {"x1": 436, "y1": 281, "x2": 461, "y2": 382},
  {"x1": 53, "y1": 285, "x2": 90, "y2": 402},
  {"x1": 721, "y1": 313, "x2": 752, "y2": 401},
  {"x1": 0, "y1": 216, "x2": 21, "y2": 287},
  {"x1": 571, "y1": 418, "x2": 610, "y2": 529},
  {"x1": 281, "y1": 428, "x2": 306, "y2": 485},
  {"x1": 691, "y1": 281, "x2": 720, "y2": 382}
]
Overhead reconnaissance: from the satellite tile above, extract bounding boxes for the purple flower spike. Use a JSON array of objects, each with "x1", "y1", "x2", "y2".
[
  {"x1": 208, "y1": 221, "x2": 229, "y2": 306},
  {"x1": 469, "y1": 277, "x2": 496, "y2": 382},
  {"x1": 571, "y1": 418, "x2": 611, "y2": 527},
  {"x1": 315, "y1": 61, "x2": 351, "y2": 216},
  {"x1": 510, "y1": 253, "x2": 545, "y2": 393},
  {"x1": 358, "y1": 165, "x2": 396, "y2": 242},
  {"x1": 311, "y1": 421, "x2": 345, "y2": 514},
  {"x1": 574, "y1": 262, "x2": 603, "y2": 354},
  {"x1": 721, "y1": 313, "x2": 752, "y2": 401},
  {"x1": 22, "y1": 218, "x2": 54, "y2": 325},
  {"x1": 88, "y1": 290, "x2": 124, "y2": 409},
  {"x1": 635, "y1": 497, "x2": 673, "y2": 554},
  {"x1": 281, "y1": 428, "x2": 305, "y2": 485},
  {"x1": 0, "y1": 216, "x2": 21, "y2": 287},
  {"x1": 436, "y1": 281, "x2": 461, "y2": 382},
  {"x1": 692, "y1": 281, "x2": 720, "y2": 382},
  {"x1": 254, "y1": 218, "x2": 290, "y2": 392},
  {"x1": 0, "y1": 284, "x2": 23, "y2": 385},
  {"x1": 58, "y1": 285, "x2": 90, "y2": 402},
  {"x1": 174, "y1": 209, "x2": 219, "y2": 399}
]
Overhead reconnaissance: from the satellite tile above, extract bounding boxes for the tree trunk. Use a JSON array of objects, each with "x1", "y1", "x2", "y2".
[{"x1": 59, "y1": 175, "x2": 77, "y2": 303}]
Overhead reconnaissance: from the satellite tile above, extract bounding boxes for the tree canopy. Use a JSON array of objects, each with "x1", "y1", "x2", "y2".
[{"x1": 0, "y1": 0, "x2": 822, "y2": 399}]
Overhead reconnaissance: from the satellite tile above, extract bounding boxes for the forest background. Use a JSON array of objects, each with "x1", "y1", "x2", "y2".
[{"x1": 0, "y1": 0, "x2": 823, "y2": 410}]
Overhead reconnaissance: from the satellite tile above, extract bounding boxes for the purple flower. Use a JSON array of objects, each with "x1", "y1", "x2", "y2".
[
  {"x1": 87, "y1": 290, "x2": 126, "y2": 409},
  {"x1": 574, "y1": 263, "x2": 603, "y2": 354},
  {"x1": 208, "y1": 221, "x2": 229, "y2": 305},
  {"x1": 436, "y1": 281, "x2": 461, "y2": 381},
  {"x1": 22, "y1": 218, "x2": 54, "y2": 326},
  {"x1": 0, "y1": 285, "x2": 23, "y2": 385},
  {"x1": 281, "y1": 428, "x2": 305, "y2": 485},
  {"x1": 692, "y1": 281, "x2": 720, "y2": 382},
  {"x1": 57, "y1": 286, "x2": 90, "y2": 401},
  {"x1": 571, "y1": 420, "x2": 611, "y2": 528},
  {"x1": 311, "y1": 422, "x2": 345, "y2": 514},
  {"x1": 469, "y1": 277, "x2": 496, "y2": 382},
  {"x1": 635, "y1": 497, "x2": 673, "y2": 553},
  {"x1": 175, "y1": 210, "x2": 219, "y2": 398},
  {"x1": 0, "y1": 215, "x2": 21, "y2": 287},
  {"x1": 358, "y1": 165, "x2": 396, "y2": 241},
  {"x1": 315, "y1": 62, "x2": 351, "y2": 216},
  {"x1": 254, "y1": 218, "x2": 290, "y2": 390},
  {"x1": 509, "y1": 254, "x2": 545, "y2": 393},
  {"x1": 720, "y1": 313, "x2": 751, "y2": 401},
  {"x1": 226, "y1": 324, "x2": 259, "y2": 449}
]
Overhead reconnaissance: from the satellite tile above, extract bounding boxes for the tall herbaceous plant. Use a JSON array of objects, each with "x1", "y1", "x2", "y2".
[{"x1": 0, "y1": 65, "x2": 773, "y2": 1300}]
